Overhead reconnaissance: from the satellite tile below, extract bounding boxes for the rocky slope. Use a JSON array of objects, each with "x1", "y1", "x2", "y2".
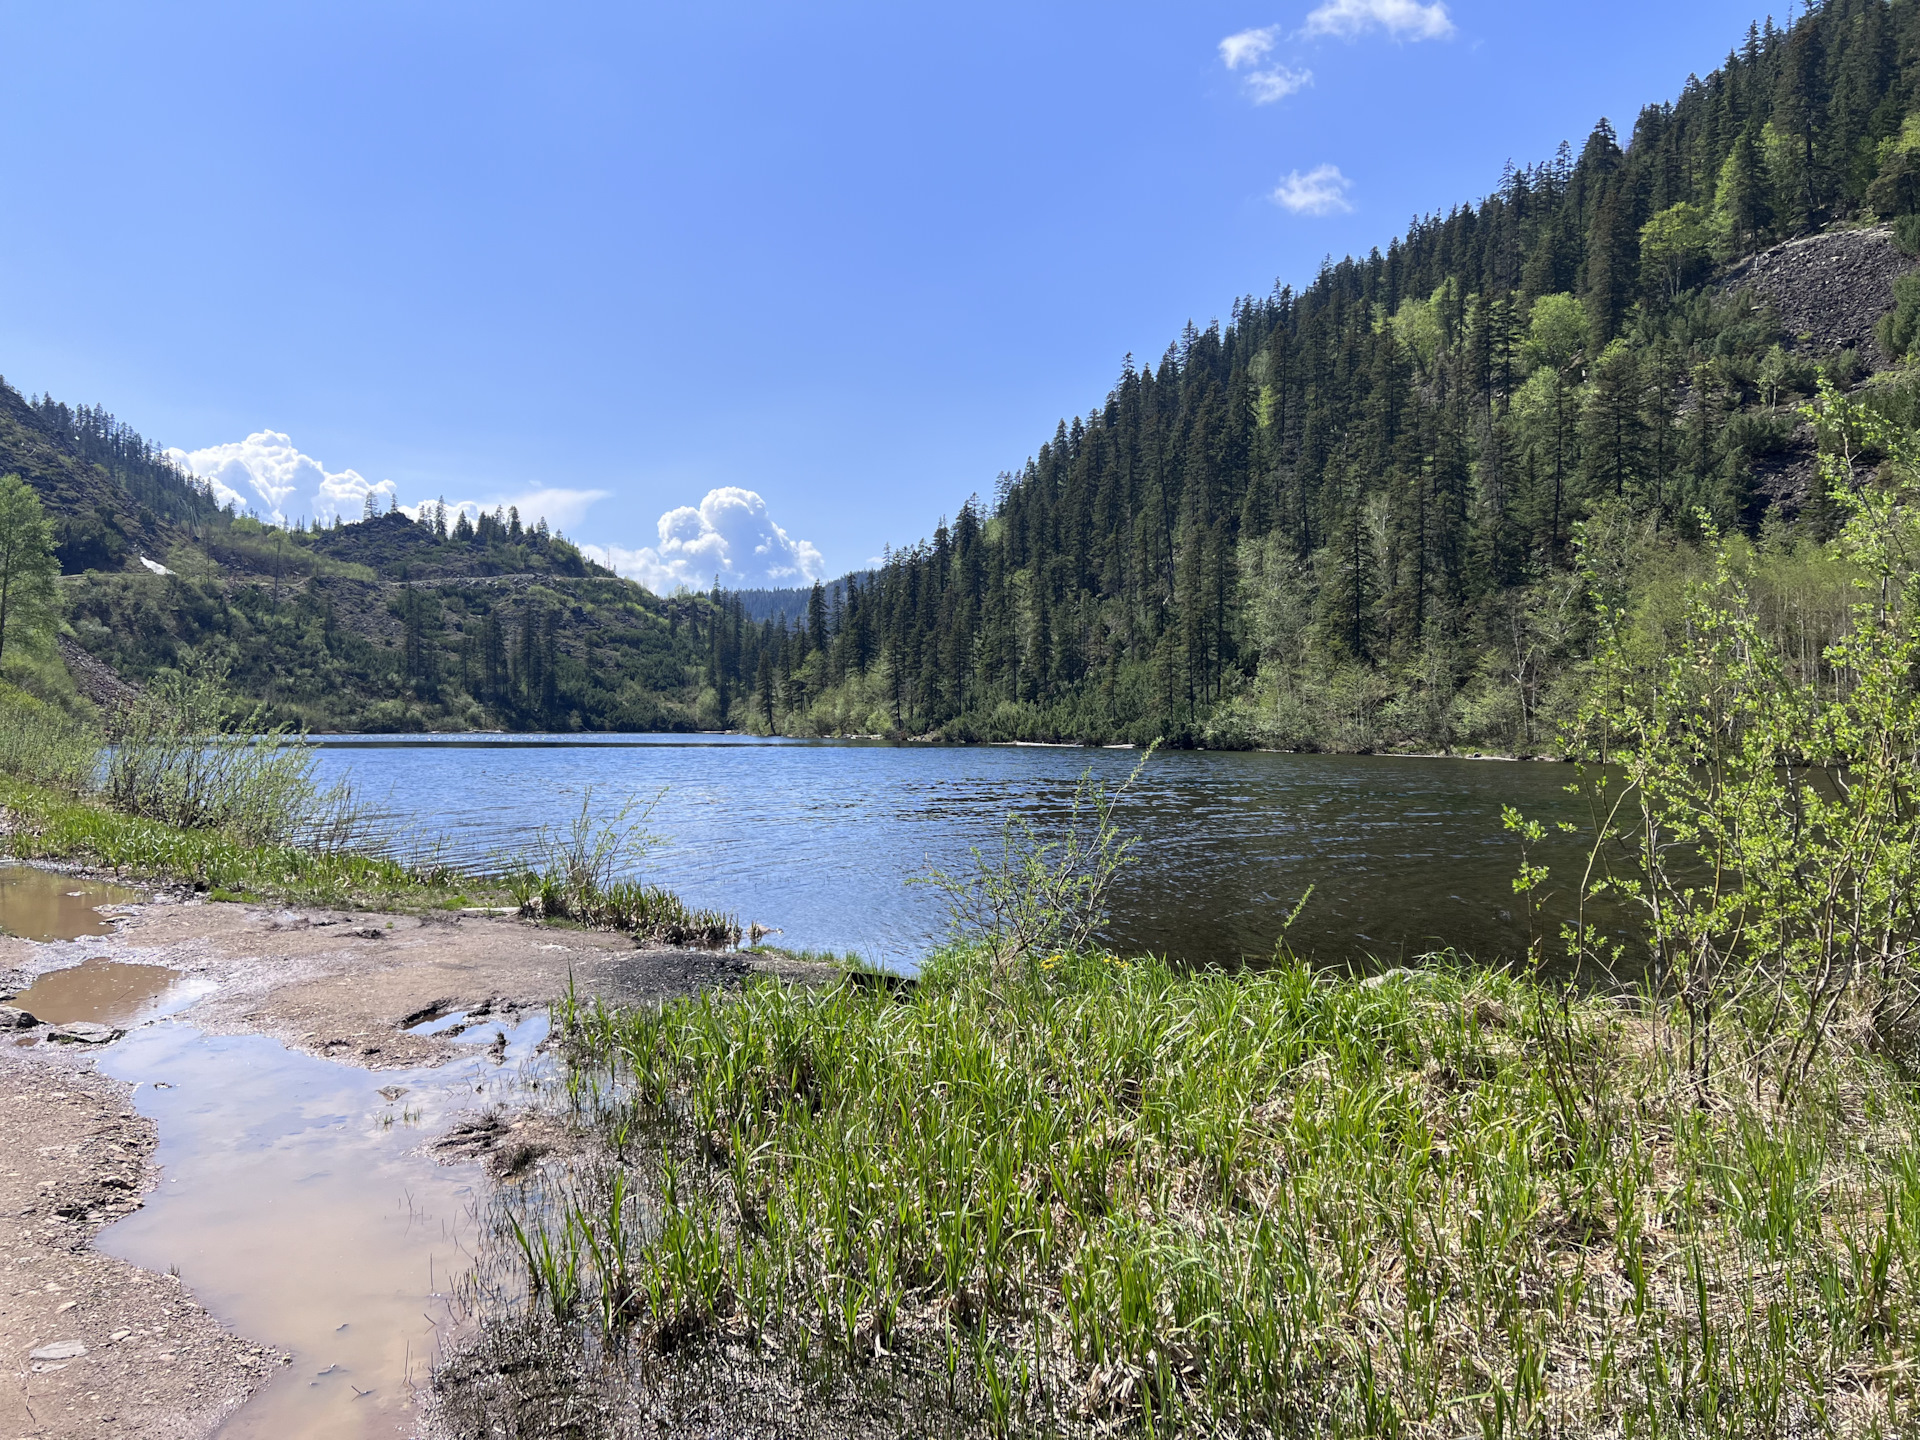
[{"x1": 1722, "y1": 224, "x2": 1918, "y2": 362}]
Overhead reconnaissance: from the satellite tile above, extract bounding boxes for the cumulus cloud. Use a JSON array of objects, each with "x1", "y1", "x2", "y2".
[
  {"x1": 171, "y1": 431, "x2": 610, "y2": 535},
  {"x1": 1272, "y1": 164, "x2": 1354, "y2": 215},
  {"x1": 1218, "y1": 26, "x2": 1277, "y2": 69},
  {"x1": 1245, "y1": 65, "x2": 1312, "y2": 102},
  {"x1": 581, "y1": 487, "x2": 825, "y2": 595},
  {"x1": 1302, "y1": 0, "x2": 1454, "y2": 41},
  {"x1": 168, "y1": 431, "x2": 396, "y2": 525},
  {"x1": 1219, "y1": 25, "x2": 1311, "y2": 104}
]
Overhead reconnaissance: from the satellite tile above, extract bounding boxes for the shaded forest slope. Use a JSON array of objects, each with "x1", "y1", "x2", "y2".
[{"x1": 1, "y1": 378, "x2": 737, "y2": 733}]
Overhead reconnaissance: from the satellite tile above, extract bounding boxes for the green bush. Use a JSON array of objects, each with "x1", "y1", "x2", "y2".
[
  {"x1": 101, "y1": 666, "x2": 362, "y2": 849},
  {"x1": 0, "y1": 688, "x2": 99, "y2": 793},
  {"x1": 506, "y1": 788, "x2": 740, "y2": 948},
  {"x1": 1878, "y1": 272, "x2": 1920, "y2": 359}
]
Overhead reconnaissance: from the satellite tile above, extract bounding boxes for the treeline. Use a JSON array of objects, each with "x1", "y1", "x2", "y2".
[
  {"x1": 26, "y1": 395, "x2": 227, "y2": 528},
  {"x1": 699, "y1": 0, "x2": 1920, "y2": 749}
]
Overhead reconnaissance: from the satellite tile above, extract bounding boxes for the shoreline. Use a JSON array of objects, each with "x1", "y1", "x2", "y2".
[
  {"x1": 0, "y1": 870, "x2": 835, "y2": 1440},
  {"x1": 293, "y1": 726, "x2": 1572, "y2": 763}
]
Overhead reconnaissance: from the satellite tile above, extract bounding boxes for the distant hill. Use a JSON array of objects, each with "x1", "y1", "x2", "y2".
[
  {"x1": 0, "y1": 377, "x2": 224, "y2": 573},
  {"x1": 732, "y1": 576, "x2": 868, "y2": 626},
  {"x1": 307, "y1": 507, "x2": 611, "y2": 581},
  {"x1": 0, "y1": 379, "x2": 750, "y2": 733}
]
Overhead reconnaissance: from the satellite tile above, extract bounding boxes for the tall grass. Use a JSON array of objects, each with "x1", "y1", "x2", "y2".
[
  {"x1": 508, "y1": 789, "x2": 740, "y2": 949},
  {"x1": 0, "y1": 667, "x2": 733, "y2": 937},
  {"x1": 0, "y1": 666, "x2": 465, "y2": 909},
  {"x1": 101, "y1": 668, "x2": 367, "y2": 850},
  {"x1": 0, "y1": 772, "x2": 478, "y2": 909},
  {"x1": 0, "y1": 688, "x2": 99, "y2": 794},
  {"x1": 506, "y1": 950, "x2": 1920, "y2": 1437}
]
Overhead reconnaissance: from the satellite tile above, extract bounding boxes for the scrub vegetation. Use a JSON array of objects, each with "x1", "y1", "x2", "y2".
[{"x1": 507, "y1": 790, "x2": 742, "y2": 949}]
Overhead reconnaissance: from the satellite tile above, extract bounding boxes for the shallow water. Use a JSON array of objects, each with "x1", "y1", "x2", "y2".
[
  {"x1": 0, "y1": 865, "x2": 137, "y2": 941},
  {"x1": 95, "y1": 1014, "x2": 548, "y2": 1439},
  {"x1": 313, "y1": 735, "x2": 1617, "y2": 970},
  {"x1": 11, "y1": 958, "x2": 189, "y2": 1027}
]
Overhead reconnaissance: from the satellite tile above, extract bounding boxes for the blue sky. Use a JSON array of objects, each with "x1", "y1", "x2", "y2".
[{"x1": 1, "y1": 0, "x2": 1771, "y2": 589}]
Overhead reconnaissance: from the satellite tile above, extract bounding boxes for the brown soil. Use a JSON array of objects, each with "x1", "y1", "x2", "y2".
[
  {"x1": 0, "y1": 877, "x2": 838, "y2": 1439},
  {"x1": 3, "y1": 894, "x2": 827, "y2": 1073}
]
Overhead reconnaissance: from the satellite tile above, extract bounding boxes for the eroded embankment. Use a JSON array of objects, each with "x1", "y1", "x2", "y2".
[{"x1": 0, "y1": 865, "x2": 823, "y2": 1440}]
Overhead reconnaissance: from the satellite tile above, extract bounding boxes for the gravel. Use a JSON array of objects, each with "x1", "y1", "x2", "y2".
[{"x1": 1721, "y1": 224, "x2": 1919, "y2": 362}]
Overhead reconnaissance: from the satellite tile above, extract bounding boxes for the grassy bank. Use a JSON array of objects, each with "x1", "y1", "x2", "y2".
[
  {"x1": 474, "y1": 947, "x2": 1920, "y2": 1437},
  {"x1": 0, "y1": 678, "x2": 738, "y2": 936},
  {"x1": 0, "y1": 771, "x2": 486, "y2": 910}
]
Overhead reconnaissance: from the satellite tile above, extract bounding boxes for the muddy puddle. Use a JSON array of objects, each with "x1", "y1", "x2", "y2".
[
  {"x1": 95, "y1": 1011, "x2": 550, "y2": 1439},
  {"x1": 10, "y1": 957, "x2": 197, "y2": 1028},
  {"x1": 0, "y1": 864, "x2": 137, "y2": 941}
]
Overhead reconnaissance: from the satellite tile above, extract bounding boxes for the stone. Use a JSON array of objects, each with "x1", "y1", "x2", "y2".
[
  {"x1": 30, "y1": 1340, "x2": 87, "y2": 1361},
  {"x1": 0, "y1": 1006, "x2": 37, "y2": 1029},
  {"x1": 49, "y1": 1022, "x2": 122, "y2": 1045}
]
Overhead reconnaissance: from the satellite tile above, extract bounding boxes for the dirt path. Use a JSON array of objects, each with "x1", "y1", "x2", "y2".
[{"x1": 0, "y1": 878, "x2": 833, "y2": 1439}]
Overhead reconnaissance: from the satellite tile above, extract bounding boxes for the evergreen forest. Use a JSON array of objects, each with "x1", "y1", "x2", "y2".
[{"x1": 702, "y1": 0, "x2": 1920, "y2": 750}]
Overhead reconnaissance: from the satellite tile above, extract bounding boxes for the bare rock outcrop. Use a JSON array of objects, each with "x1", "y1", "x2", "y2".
[
  {"x1": 1722, "y1": 225, "x2": 1918, "y2": 363},
  {"x1": 57, "y1": 635, "x2": 141, "y2": 720}
]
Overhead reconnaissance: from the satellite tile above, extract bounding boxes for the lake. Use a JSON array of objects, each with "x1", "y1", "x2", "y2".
[{"x1": 311, "y1": 736, "x2": 1621, "y2": 973}]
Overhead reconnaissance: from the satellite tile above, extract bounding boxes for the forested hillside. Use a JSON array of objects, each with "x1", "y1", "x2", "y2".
[
  {"x1": 0, "y1": 377, "x2": 745, "y2": 732},
  {"x1": 698, "y1": 0, "x2": 1920, "y2": 750},
  {"x1": 53, "y1": 504, "x2": 744, "y2": 732},
  {"x1": 0, "y1": 379, "x2": 229, "y2": 574}
]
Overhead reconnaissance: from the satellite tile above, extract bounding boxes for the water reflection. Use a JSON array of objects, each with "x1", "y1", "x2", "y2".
[
  {"x1": 97, "y1": 1017, "x2": 547, "y2": 1440},
  {"x1": 10, "y1": 958, "x2": 187, "y2": 1027},
  {"x1": 0, "y1": 866, "x2": 136, "y2": 941},
  {"x1": 310, "y1": 736, "x2": 1625, "y2": 972}
]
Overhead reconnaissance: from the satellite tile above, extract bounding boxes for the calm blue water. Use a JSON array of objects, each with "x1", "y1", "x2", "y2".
[{"x1": 309, "y1": 736, "x2": 1609, "y2": 972}]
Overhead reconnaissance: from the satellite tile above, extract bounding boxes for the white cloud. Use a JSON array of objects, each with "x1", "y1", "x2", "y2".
[
  {"x1": 168, "y1": 431, "x2": 396, "y2": 525},
  {"x1": 581, "y1": 487, "x2": 825, "y2": 595},
  {"x1": 1218, "y1": 26, "x2": 1277, "y2": 69},
  {"x1": 1245, "y1": 66, "x2": 1312, "y2": 102},
  {"x1": 1272, "y1": 164, "x2": 1354, "y2": 215},
  {"x1": 1219, "y1": 26, "x2": 1310, "y2": 104},
  {"x1": 171, "y1": 430, "x2": 610, "y2": 535},
  {"x1": 1302, "y1": 0, "x2": 1454, "y2": 41}
]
